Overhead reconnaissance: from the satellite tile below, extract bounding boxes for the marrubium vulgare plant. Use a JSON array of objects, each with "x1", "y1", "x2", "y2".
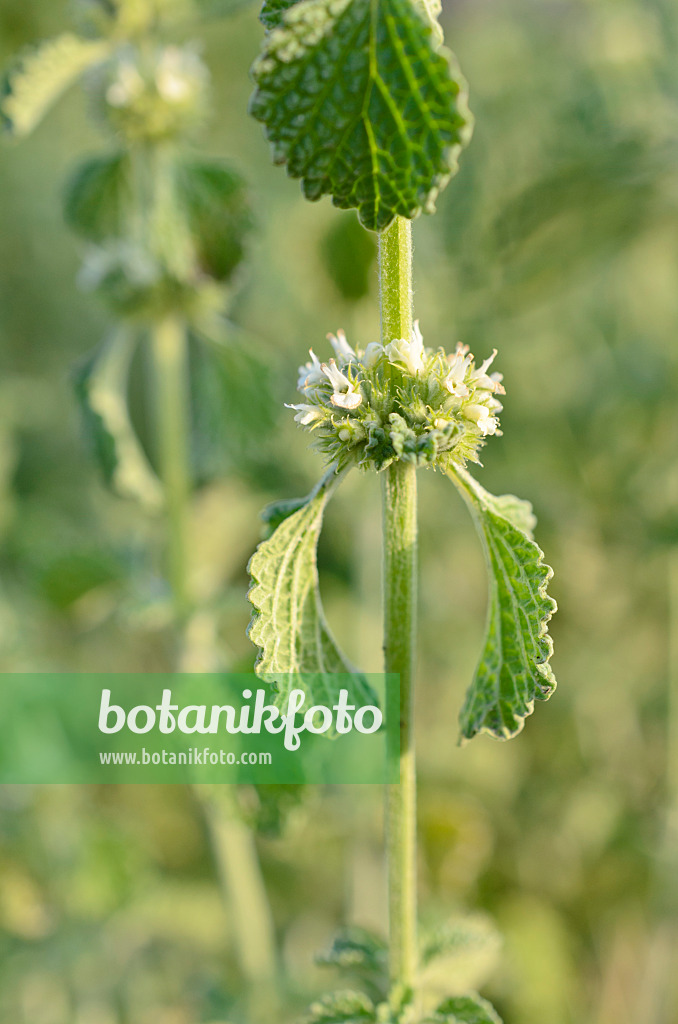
[
  {"x1": 1, "y1": 2, "x2": 281, "y2": 1016},
  {"x1": 246, "y1": 1, "x2": 557, "y2": 1022}
]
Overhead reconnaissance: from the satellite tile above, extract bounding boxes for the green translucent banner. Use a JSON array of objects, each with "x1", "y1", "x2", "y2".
[{"x1": 0, "y1": 673, "x2": 399, "y2": 784}]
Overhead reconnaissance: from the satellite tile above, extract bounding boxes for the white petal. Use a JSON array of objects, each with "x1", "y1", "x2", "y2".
[
  {"x1": 363, "y1": 342, "x2": 384, "y2": 369},
  {"x1": 286, "y1": 403, "x2": 324, "y2": 425},
  {"x1": 321, "y1": 359, "x2": 351, "y2": 391},
  {"x1": 328, "y1": 329, "x2": 356, "y2": 365},
  {"x1": 331, "y1": 391, "x2": 362, "y2": 410}
]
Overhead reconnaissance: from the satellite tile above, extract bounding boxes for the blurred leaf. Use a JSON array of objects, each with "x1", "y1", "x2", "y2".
[
  {"x1": 73, "y1": 327, "x2": 163, "y2": 509},
  {"x1": 321, "y1": 212, "x2": 377, "y2": 302},
  {"x1": 432, "y1": 994, "x2": 503, "y2": 1024},
  {"x1": 248, "y1": 467, "x2": 378, "y2": 711},
  {"x1": 64, "y1": 152, "x2": 131, "y2": 242},
  {"x1": 177, "y1": 157, "x2": 254, "y2": 282},
  {"x1": 189, "y1": 325, "x2": 278, "y2": 481},
  {"x1": 448, "y1": 466, "x2": 557, "y2": 742},
  {"x1": 419, "y1": 917, "x2": 502, "y2": 1006},
  {"x1": 307, "y1": 990, "x2": 376, "y2": 1024},
  {"x1": 249, "y1": 0, "x2": 472, "y2": 230},
  {"x1": 1, "y1": 33, "x2": 109, "y2": 137},
  {"x1": 40, "y1": 550, "x2": 120, "y2": 609},
  {"x1": 317, "y1": 928, "x2": 389, "y2": 997}
]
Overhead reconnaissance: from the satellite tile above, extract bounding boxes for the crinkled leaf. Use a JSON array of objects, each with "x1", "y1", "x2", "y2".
[
  {"x1": 73, "y1": 328, "x2": 163, "y2": 509},
  {"x1": 177, "y1": 158, "x2": 254, "y2": 282},
  {"x1": 64, "y1": 152, "x2": 131, "y2": 242},
  {"x1": 448, "y1": 466, "x2": 557, "y2": 741},
  {"x1": 250, "y1": 0, "x2": 472, "y2": 230},
  {"x1": 432, "y1": 994, "x2": 503, "y2": 1024},
  {"x1": 248, "y1": 468, "x2": 378, "y2": 713},
  {"x1": 307, "y1": 990, "x2": 376, "y2": 1024},
  {"x1": 1, "y1": 34, "x2": 109, "y2": 137}
]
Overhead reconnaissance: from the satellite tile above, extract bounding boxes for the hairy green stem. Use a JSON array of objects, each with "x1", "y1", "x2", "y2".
[
  {"x1": 380, "y1": 216, "x2": 418, "y2": 988},
  {"x1": 151, "y1": 313, "x2": 192, "y2": 620},
  {"x1": 379, "y1": 216, "x2": 413, "y2": 345}
]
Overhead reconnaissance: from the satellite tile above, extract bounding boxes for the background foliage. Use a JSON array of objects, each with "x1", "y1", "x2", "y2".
[{"x1": 1, "y1": 0, "x2": 677, "y2": 1021}]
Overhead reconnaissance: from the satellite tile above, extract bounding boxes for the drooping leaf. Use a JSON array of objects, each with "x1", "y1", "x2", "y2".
[
  {"x1": 64, "y1": 152, "x2": 131, "y2": 242},
  {"x1": 432, "y1": 994, "x2": 503, "y2": 1024},
  {"x1": 306, "y1": 990, "x2": 377, "y2": 1024},
  {"x1": 177, "y1": 157, "x2": 254, "y2": 282},
  {"x1": 73, "y1": 327, "x2": 163, "y2": 509},
  {"x1": 448, "y1": 466, "x2": 557, "y2": 741},
  {"x1": 250, "y1": 0, "x2": 472, "y2": 231},
  {"x1": 248, "y1": 468, "x2": 378, "y2": 712},
  {"x1": 1, "y1": 34, "x2": 109, "y2": 137}
]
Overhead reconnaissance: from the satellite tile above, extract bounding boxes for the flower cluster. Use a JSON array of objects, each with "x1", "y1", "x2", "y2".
[
  {"x1": 288, "y1": 324, "x2": 504, "y2": 471},
  {"x1": 94, "y1": 43, "x2": 208, "y2": 142}
]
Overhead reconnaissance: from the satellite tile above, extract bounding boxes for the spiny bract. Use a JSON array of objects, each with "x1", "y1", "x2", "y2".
[{"x1": 288, "y1": 324, "x2": 505, "y2": 471}]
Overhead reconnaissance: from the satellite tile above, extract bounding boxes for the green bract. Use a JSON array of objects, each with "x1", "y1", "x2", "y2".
[
  {"x1": 289, "y1": 325, "x2": 504, "y2": 471},
  {"x1": 250, "y1": 0, "x2": 472, "y2": 230}
]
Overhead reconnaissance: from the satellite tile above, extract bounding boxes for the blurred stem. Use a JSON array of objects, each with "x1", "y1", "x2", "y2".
[
  {"x1": 666, "y1": 547, "x2": 678, "y2": 900},
  {"x1": 196, "y1": 786, "x2": 279, "y2": 1019},
  {"x1": 380, "y1": 216, "x2": 418, "y2": 988},
  {"x1": 151, "y1": 313, "x2": 192, "y2": 621}
]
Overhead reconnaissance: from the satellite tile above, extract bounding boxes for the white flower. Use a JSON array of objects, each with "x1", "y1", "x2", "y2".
[
  {"x1": 386, "y1": 320, "x2": 426, "y2": 375},
  {"x1": 286, "y1": 403, "x2": 324, "y2": 425},
  {"x1": 327, "y1": 329, "x2": 356, "y2": 365},
  {"x1": 464, "y1": 403, "x2": 499, "y2": 435},
  {"x1": 443, "y1": 343, "x2": 472, "y2": 397},
  {"x1": 470, "y1": 350, "x2": 505, "y2": 394},
  {"x1": 106, "y1": 61, "x2": 145, "y2": 108},
  {"x1": 363, "y1": 342, "x2": 384, "y2": 369},
  {"x1": 322, "y1": 359, "x2": 363, "y2": 410},
  {"x1": 297, "y1": 349, "x2": 325, "y2": 391}
]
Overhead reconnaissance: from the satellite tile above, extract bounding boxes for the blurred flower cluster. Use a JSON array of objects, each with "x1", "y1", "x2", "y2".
[
  {"x1": 91, "y1": 42, "x2": 208, "y2": 142},
  {"x1": 289, "y1": 325, "x2": 504, "y2": 471}
]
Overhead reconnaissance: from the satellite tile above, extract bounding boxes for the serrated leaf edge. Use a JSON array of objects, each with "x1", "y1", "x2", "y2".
[{"x1": 448, "y1": 465, "x2": 557, "y2": 742}]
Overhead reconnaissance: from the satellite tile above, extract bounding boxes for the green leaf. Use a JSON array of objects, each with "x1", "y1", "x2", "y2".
[
  {"x1": 189, "y1": 324, "x2": 279, "y2": 482},
  {"x1": 177, "y1": 158, "x2": 254, "y2": 282},
  {"x1": 250, "y1": 0, "x2": 472, "y2": 231},
  {"x1": 418, "y1": 917, "x2": 501, "y2": 1004},
  {"x1": 317, "y1": 928, "x2": 389, "y2": 986},
  {"x1": 73, "y1": 327, "x2": 163, "y2": 510},
  {"x1": 448, "y1": 466, "x2": 557, "y2": 742},
  {"x1": 260, "y1": 0, "x2": 297, "y2": 29},
  {"x1": 320, "y1": 211, "x2": 377, "y2": 301},
  {"x1": 307, "y1": 990, "x2": 376, "y2": 1024},
  {"x1": 248, "y1": 468, "x2": 378, "y2": 712},
  {"x1": 1, "y1": 34, "x2": 109, "y2": 137},
  {"x1": 64, "y1": 152, "x2": 131, "y2": 242},
  {"x1": 432, "y1": 994, "x2": 503, "y2": 1024}
]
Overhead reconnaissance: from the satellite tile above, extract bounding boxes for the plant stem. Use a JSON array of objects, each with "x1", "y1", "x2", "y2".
[
  {"x1": 379, "y1": 217, "x2": 413, "y2": 345},
  {"x1": 380, "y1": 216, "x2": 418, "y2": 989},
  {"x1": 196, "y1": 786, "x2": 279, "y2": 1020},
  {"x1": 151, "y1": 313, "x2": 192, "y2": 620}
]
